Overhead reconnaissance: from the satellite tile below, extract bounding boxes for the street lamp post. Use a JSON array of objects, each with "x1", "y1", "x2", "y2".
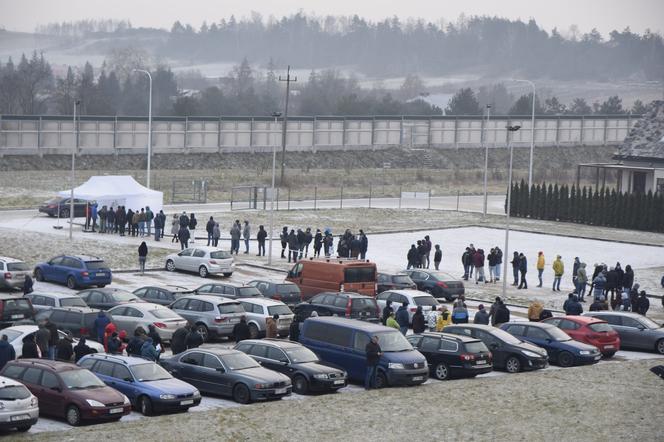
[
  {"x1": 133, "y1": 69, "x2": 153, "y2": 189},
  {"x1": 69, "y1": 100, "x2": 80, "y2": 240},
  {"x1": 501, "y1": 125, "x2": 521, "y2": 298},
  {"x1": 511, "y1": 79, "x2": 536, "y2": 189},
  {"x1": 267, "y1": 111, "x2": 282, "y2": 266},
  {"x1": 482, "y1": 104, "x2": 492, "y2": 217}
]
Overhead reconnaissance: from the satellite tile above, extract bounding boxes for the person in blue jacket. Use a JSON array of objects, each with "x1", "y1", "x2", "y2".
[
  {"x1": 94, "y1": 311, "x2": 111, "y2": 343},
  {"x1": 395, "y1": 302, "x2": 410, "y2": 335}
]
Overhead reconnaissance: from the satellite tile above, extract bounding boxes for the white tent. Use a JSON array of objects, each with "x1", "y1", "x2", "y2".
[{"x1": 59, "y1": 175, "x2": 163, "y2": 212}]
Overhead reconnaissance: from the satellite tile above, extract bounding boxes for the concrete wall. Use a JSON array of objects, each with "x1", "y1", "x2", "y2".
[{"x1": 0, "y1": 114, "x2": 638, "y2": 155}]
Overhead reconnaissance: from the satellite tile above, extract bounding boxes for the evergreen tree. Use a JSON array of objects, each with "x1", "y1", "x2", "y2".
[
  {"x1": 518, "y1": 179, "x2": 528, "y2": 217},
  {"x1": 529, "y1": 184, "x2": 536, "y2": 219},
  {"x1": 546, "y1": 184, "x2": 554, "y2": 220},
  {"x1": 444, "y1": 87, "x2": 481, "y2": 115},
  {"x1": 552, "y1": 184, "x2": 560, "y2": 220},
  {"x1": 538, "y1": 182, "x2": 547, "y2": 220},
  {"x1": 559, "y1": 184, "x2": 568, "y2": 221},
  {"x1": 569, "y1": 185, "x2": 577, "y2": 222}
]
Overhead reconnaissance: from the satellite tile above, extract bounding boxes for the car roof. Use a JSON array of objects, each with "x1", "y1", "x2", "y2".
[
  {"x1": 416, "y1": 331, "x2": 478, "y2": 342},
  {"x1": 301, "y1": 258, "x2": 374, "y2": 266},
  {"x1": 3, "y1": 325, "x2": 40, "y2": 334},
  {"x1": 383, "y1": 289, "x2": 432, "y2": 297},
  {"x1": 204, "y1": 282, "x2": 252, "y2": 288},
  {"x1": 238, "y1": 297, "x2": 285, "y2": 306},
  {"x1": 584, "y1": 311, "x2": 644, "y2": 319},
  {"x1": 316, "y1": 291, "x2": 369, "y2": 298},
  {"x1": 67, "y1": 255, "x2": 103, "y2": 262},
  {"x1": 554, "y1": 315, "x2": 605, "y2": 324},
  {"x1": 182, "y1": 348, "x2": 241, "y2": 357},
  {"x1": 0, "y1": 257, "x2": 24, "y2": 263},
  {"x1": 504, "y1": 321, "x2": 555, "y2": 329},
  {"x1": 0, "y1": 375, "x2": 27, "y2": 388},
  {"x1": 11, "y1": 358, "x2": 81, "y2": 372},
  {"x1": 241, "y1": 338, "x2": 301, "y2": 349},
  {"x1": 28, "y1": 292, "x2": 80, "y2": 299},
  {"x1": 84, "y1": 353, "x2": 155, "y2": 366},
  {"x1": 190, "y1": 246, "x2": 226, "y2": 252},
  {"x1": 180, "y1": 295, "x2": 239, "y2": 304},
  {"x1": 305, "y1": 316, "x2": 392, "y2": 332},
  {"x1": 249, "y1": 279, "x2": 295, "y2": 285},
  {"x1": 79, "y1": 288, "x2": 131, "y2": 295},
  {"x1": 45, "y1": 307, "x2": 100, "y2": 314},
  {"x1": 445, "y1": 324, "x2": 494, "y2": 332}
]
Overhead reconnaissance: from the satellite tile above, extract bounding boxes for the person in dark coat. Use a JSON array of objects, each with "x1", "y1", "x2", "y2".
[
  {"x1": 395, "y1": 302, "x2": 410, "y2": 335},
  {"x1": 313, "y1": 229, "x2": 323, "y2": 257},
  {"x1": 359, "y1": 230, "x2": 368, "y2": 260},
  {"x1": 280, "y1": 227, "x2": 289, "y2": 259},
  {"x1": 287, "y1": 230, "x2": 299, "y2": 263},
  {"x1": 0, "y1": 335, "x2": 16, "y2": 368},
  {"x1": 140, "y1": 337, "x2": 160, "y2": 361},
  {"x1": 636, "y1": 291, "x2": 650, "y2": 315},
  {"x1": 605, "y1": 267, "x2": 619, "y2": 309},
  {"x1": 411, "y1": 306, "x2": 426, "y2": 334},
  {"x1": 138, "y1": 241, "x2": 148, "y2": 274},
  {"x1": 126, "y1": 327, "x2": 146, "y2": 356},
  {"x1": 493, "y1": 301, "x2": 511, "y2": 325},
  {"x1": 232, "y1": 317, "x2": 251, "y2": 342},
  {"x1": 511, "y1": 252, "x2": 520, "y2": 286},
  {"x1": 35, "y1": 323, "x2": 50, "y2": 359},
  {"x1": 289, "y1": 318, "x2": 301, "y2": 342},
  {"x1": 538, "y1": 309, "x2": 553, "y2": 320},
  {"x1": 381, "y1": 300, "x2": 393, "y2": 325},
  {"x1": 433, "y1": 245, "x2": 442, "y2": 270},
  {"x1": 23, "y1": 274, "x2": 33, "y2": 295},
  {"x1": 256, "y1": 225, "x2": 268, "y2": 257},
  {"x1": 589, "y1": 296, "x2": 609, "y2": 312},
  {"x1": 461, "y1": 248, "x2": 472, "y2": 280},
  {"x1": 517, "y1": 253, "x2": 528, "y2": 289},
  {"x1": 147, "y1": 324, "x2": 162, "y2": 350},
  {"x1": 107, "y1": 332, "x2": 123, "y2": 355},
  {"x1": 565, "y1": 295, "x2": 583, "y2": 315},
  {"x1": 185, "y1": 328, "x2": 204, "y2": 349},
  {"x1": 206, "y1": 216, "x2": 215, "y2": 246},
  {"x1": 170, "y1": 325, "x2": 190, "y2": 355},
  {"x1": 73, "y1": 337, "x2": 94, "y2": 362},
  {"x1": 407, "y1": 245, "x2": 418, "y2": 269},
  {"x1": 56, "y1": 332, "x2": 74, "y2": 362},
  {"x1": 21, "y1": 334, "x2": 40, "y2": 359},
  {"x1": 364, "y1": 335, "x2": 382, "y2": 390},
  {"x1": 473, "y1": 305, "x2": 490, "y2": 325},
  {"x1": 45, "y1": 318, "x2": 59, "y2": 360},
  {"x1": 622, "y1": 265, "x2": 634, "y2": 291},
  {"x1": 178, "y1": 226, "x2": 190, "y2": 250}
]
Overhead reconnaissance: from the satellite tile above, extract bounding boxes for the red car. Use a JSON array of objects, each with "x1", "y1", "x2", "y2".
[{"x1": 542, "y1": 316, "x2": 620, "y2": 357}]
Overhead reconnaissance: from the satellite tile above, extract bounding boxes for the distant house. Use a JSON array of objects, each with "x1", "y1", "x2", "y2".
[{"x1": 577, "y1": 100, "x2": 664, "y2": 194}]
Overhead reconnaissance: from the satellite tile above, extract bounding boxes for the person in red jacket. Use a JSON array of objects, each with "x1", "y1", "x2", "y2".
[{"x1": 103, "y1": 322, "x2": 117, "y2": 352}]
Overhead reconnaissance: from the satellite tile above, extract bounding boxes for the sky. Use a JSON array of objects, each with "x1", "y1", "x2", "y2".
[{"x1": 1, "y1": 0, "x2": 663, "y2": 36}]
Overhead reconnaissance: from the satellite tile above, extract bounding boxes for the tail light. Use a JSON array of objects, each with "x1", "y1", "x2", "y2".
[
  {"x1": 273, "y1": 294, "x2": 282, "y2": 300},
  {"x1": 81, "y1": 271, "x2": 89, "y2": 277},
  {"x1": 214, "y1": 316, "x2": 227, "y2": 323},
  {"x1": 153, "y1": 322, "x2": 167, "y2": 329},
  {"x1": 409, "y1": 307, "x2": 417, "y2": 313},
  {"x1": 345, "y1": 299, "x2": 352, "y2": 318},
  {"x1": 436, "y1": 281, "x2": 449, "y2": 288},
  {"x1": 209, "y1": 260, "x2": 217, "y2": 265},
  {"x1": 460, "y1": 353, "x2": 475, "y2": 362},
  {"x1": 48, "y1": 204, "x2": 57, "y2": 208},
  {"x1": 80, "y1": 327, "x2": 89, "y2": 336},
  {"x1": 3, "y1": 272, "x2": 11, "y2": 280}
]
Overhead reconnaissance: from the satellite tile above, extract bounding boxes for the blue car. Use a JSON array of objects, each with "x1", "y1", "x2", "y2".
[
  {"x1": 500, "y1": 322, "x2": 601, "y2": 367},
  {"x1": 299, "y1": 317, "x2": 429, "y2": 388},
  {"x1": 77, "y1": 354, "x2": 201, "y2": 415},
  {"x1": 34, "y1": 255, "x2": 112, "y2": 289}
]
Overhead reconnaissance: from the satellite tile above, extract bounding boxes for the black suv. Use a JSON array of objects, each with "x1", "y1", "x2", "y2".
[
  {"x1": 132, "y1": 286, "x2": 193, "y2": 306},
  {"x1": 401, "y1": 270, "x2": 465, "y2": 300},
  {"x1": 234, "y1": 339, "x2": 347, "y2": 394},
  {"x1": 246, "y1": 280, "x2": 302, "y2": 305},
  {"x1": 444, "y1": 324, "x2": 548, "y2": 373},
  {"x1": 35, "y1": 307, "x2": 113, "y2": 339},
  {"x1": 294, "y1": 292, "x2": 379, "y2": 322},
  {"x1": 0, "y1": 298, "x2": 35, "y2": 328},
  {"x1": 195, "y1": 283, "x2": 262, "y2": 299},
  {"x1": 377, "y1": 273, "x2": 416, "y2": 294},
  {"x1": 406, "y1": 332, "x2": 493, "y2": 380}
]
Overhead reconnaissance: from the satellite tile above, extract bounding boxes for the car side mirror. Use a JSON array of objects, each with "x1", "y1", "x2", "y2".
[
  {"x1": 51, "y1": 386, "x2": 61, "y2": 392},
  {"x1": 489, "y1": 343, "x2": 499, "y2": 350},
  {"x1": 124, "y1": 377, "x2": 134, "y2": 382},
  {"x1": 637, "y1": 325, "x2": 645, "y2": 331},
  {"x1": 216, "y1": 367, "x2": 225, "y2": 373},
  {"x1": 545, "y1": 338, "x2": 552, "y2": 343},
  {"x1": 279, "y1": 360, "x2": 289, "y2": 365}
]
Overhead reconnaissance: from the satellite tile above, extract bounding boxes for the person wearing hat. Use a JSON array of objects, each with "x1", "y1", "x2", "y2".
[
  {"x1": 552, "y1": 255, "x2": 564, "y2": 292},
  {"x1": 56, "y1": 331, "x2": 74, "y2": 362},
  {"x1": 473, "y1": 304, "x2": 490, "y2": 324}
]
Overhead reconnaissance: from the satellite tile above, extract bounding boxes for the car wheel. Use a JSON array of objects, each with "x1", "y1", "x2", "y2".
[
  {"x1": 139, "y1": 395, "x2": 153, "y2": 416},
  {"x1": 61, "y1": 208, "x2": 70, "y2": 218},
  {"x1": 603, "y1": 352, "x2": 616, "y2": 358},
  {"x1": 233, "y1": 383, "x2": 251, "y2": 404},
  {"x1": 434, "y1": 362, "x2": 450, "y2": 380},
  {"x1": 65, "y1": 405, "x2": 81, "y2": 426},
  {"x1": 557, "y1": 351, "x2": 575, "y2": 367},
  {"x1": 166, "y1": 260, "x2": 176, "y2": 272},
  {"x1": 196, "y1": 323, "x2": 209, "y2": 342},
  {"x1": 375, "y1": 371, "x2": 388, "y2": 388},
  {"x1": 656, "y1": 339, "x2": 664, "y2": 355},
  {"x1": 16, "y1": 425, "x2": 31, "y2": 432},
  {"x1": 198, "y1": 266, "x2": 209, "y2": 278},
  {"x1": 248, "y1": 324, "x2": 259, "y2": 339},
  {"x1": 505, "y1": 356, "x2": 521, "y2": 373},
  {"x1": 292, "y1": 375, "x2": 308, "y2": 395},
  {"x1": 34, "y1": 268, "x2": 44, "y2": 282},
  {"x1": 223, "y1": 272, "x2": 233, "y2": 277},
  {"x1": 66, "y1": 276, "x2": 77, "y2": 290},
  {"x1": 98, "y1": 284, "x2": 106, "y2": 288}
]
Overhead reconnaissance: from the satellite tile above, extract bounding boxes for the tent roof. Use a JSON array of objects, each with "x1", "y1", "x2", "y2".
[{"x1": 59, "y1": 175, "x2": 162, "y2": 200}]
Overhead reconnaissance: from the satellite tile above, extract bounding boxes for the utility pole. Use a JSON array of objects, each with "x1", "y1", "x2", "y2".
[
  {"x1": 482, "y1": 104, "x2": 491, "y2": 217},
  {"x1": 279, "y1": 65, "x2": 297, "y2": 185},
  {"x1": 70, "y1": 100, "x2": 80, "y2": 241},
  {"x1": 502, "y1": 125, "x2": 521, "y2": 298}
]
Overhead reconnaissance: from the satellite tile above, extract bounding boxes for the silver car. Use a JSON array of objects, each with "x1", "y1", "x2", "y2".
[
  {"x1": 107, "y1": 302, "x2": 188, "y2": 343},
  {"x1": 165, "y1": 247, "x2": 235, "y2": 278},
  {"x1": 2, "y1": 325, "x2": 105, "y2": 357},
  {"x1": 375, "y1": 289, "x2": 439, "y2": 324},
  {"x1": 169, "y1": 295, "x2": 245, "y2": 342},
  {"x1": 0, "y1": 375, "x2": 39, "y2": 432},
  {"x1": 0, "y1": 257, "x2": 31, "y2": 290},
  {"x1": 24, "y1": 292, "x2": 88, "y2": 313},
  {"x1": 583, "y1": 311, "x2": 664, "y2": 354},
  {"x1": 238, "y1": 298, "x2": 294, "y2": 339}
]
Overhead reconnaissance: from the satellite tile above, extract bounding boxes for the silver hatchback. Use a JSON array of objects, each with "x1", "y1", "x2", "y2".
[
  {"x1": 169, "y1": 295, "x2": 245, "y2": 342},
  {"x1": 0, "y1": 257, "x2": 31, "y2": 291},
  {"x1": 107, "y1": 302, "x2": 188, "y2": 343},
  {"x1": 238, "y1": 298, "x2": 294, "y2": 339}
]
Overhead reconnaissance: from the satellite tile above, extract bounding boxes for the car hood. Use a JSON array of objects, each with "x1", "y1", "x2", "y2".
[
  {"x1": 557, "y1": 339, "x2": 598, "y2": 352},
  {"x1": 517, "y1": 341, "x2": 548, "y2": 356},
  {"x1": 70, "y1": 385, "x2": 126, "y2": 404},
  {"x1": 295, "y1": 361, "x2": 345, "y2": 375},
  {"x1": 233, "y1": 366, "x2": 291, "y2": 383},
  {"x1": 382, "y1": 349, "x2": 427, "y2": 364},
  {"x1": 139, "y1": 377, "x2": 198, "y2": 394}
]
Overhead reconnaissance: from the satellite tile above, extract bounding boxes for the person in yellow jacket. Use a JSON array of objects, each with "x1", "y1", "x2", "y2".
[
  {"x1": 528, "y1": 300, "x2": 544, "y2": 322},
  {"x1": 436, "y1": 306, "x2": 452, "y2": 331},
  {"x1": 385, "y1": 312, "x2": 400, "y2": 330},
  {"x1": 552, "y1": 255, "x2": 564, "y2": 292},
  {"x1": 536, "y1": 251, "x2": 545, "y2": 287}
]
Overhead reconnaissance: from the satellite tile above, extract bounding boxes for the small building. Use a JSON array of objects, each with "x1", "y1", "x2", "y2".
[{"x1": 578, "y1": 100, "x2": 664, "y2": 194}]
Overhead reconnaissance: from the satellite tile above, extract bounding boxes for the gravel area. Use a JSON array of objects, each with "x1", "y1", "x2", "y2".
[{"x1": 17, "y1": 359, "x2": 664, "y2": 442}]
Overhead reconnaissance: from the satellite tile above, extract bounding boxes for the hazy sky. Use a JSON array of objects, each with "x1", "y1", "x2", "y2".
[{"x1": 1, "y1": 0, "x2": 662, "y2": 35}]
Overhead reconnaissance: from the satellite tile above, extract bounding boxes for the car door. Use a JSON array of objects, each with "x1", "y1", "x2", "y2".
[
  {"x1": 202, "y1": 353, "x2": 233, "y2": 397},
  {"x1": 240, "y1": 302, "x2": 259, "y2": 328},
  {"x1": 557, "y1": 319, "x2": 582, "y2": 342},
  {"x1": 83, "y1": 290, "x2": 103, "y2": 310},
  {"x1": 618, "y1": 316, "x2": 647, "y2": 349},
  {"x1": 19, "y1": 368, "x2": 48, "y2": 411},
  {"x1": 171, "y1": 299, "x2": 193, "y2": 323},
  {"x1": 43, "y1": 256, "x2": 63, "y2": 282},
  {"x1": 111, "y1": 364, "x2": 137, "y2": 404},
  {"x1": 191, "y1": 249, "x2": 206, "y2": 271},
  {"x1": 264, "y1": 346, "x2": 291, "y2": 376},
  {"x1": 108, "y1": 307, "x2": 131, "y2": 332},
  {"x1": 349, "y1": 331, "x2": 371, "y2": 380},
  {"x1": 38, "y1": 369, "x2": 63, "y2": 416},
  {"x1": 175, "y1": 249, "x2": 194, "y2": 271},
  {"x1": 475, "y1": 330, "x2": 506, "y2": 368},
  {"x1": 176, "y1": 351, "x2": 206, "y2": 390},
  {"x1": 598, "y1": 315, "x2": 632, "y2": 347},
  {"x1": 525, "y1": 326, "x2": 556, "y2": 359},
  {"x1": 54, "y1": 257, "x2": 74, "y2": 284}
]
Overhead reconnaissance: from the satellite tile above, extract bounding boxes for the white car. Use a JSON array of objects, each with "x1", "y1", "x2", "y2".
[
  {"x1": 0, "y1": 375, "x2": 39, "y2": 432},
  {"x1": 237, "y1": 298, "x2": 294, "y2": 339},
  {"x1": 0, "y1": 257, "x2": 31, "y2": 291},
  {"x1": 23, "y1": 292, "x2": 88, "y2": 313},
  {"x1": 2, "y1": 325, "x2": 105, "y2": 358},
  {"x1": 165, "y1": 247, "x2": 235, "y2": 278},
  {"x1": 375, "y1": 289, "x2": 439, "y2": 324},
  {"x1": 107, "y1": 302, "x2": 188, "y2": 342}
]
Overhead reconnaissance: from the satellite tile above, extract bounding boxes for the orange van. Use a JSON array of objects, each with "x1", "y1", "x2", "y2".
[{"x1": 286, "y1": 258, "x2": 377, "y2": 300}]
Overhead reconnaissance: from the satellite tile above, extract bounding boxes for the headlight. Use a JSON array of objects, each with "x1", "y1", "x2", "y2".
[
  {"x1": 193, "y1": 390, "x2": 201, "y2": 398},
  {"x1": 254, "y1": 383, "x2": 269, "y2": 389},
  {"x1": 388, "y1": 363, "x2": 405, "y2": 370},
  {"x1": 313, "y1": 373, "x2": 329, "y2": 380},
  {"x1": 579, "y1": 350, "x2": 591, "y2": 355},
  {"x1": 30, "y1": 396, "x2": 38, "y2": 407},
  {"x1": 122, "y1": 394, "x2": 130, "y2": 405},
  {"x1": 521, "y1": 350, "x2": 542, "y2": 358},
  {"x1": 159, "y1": 394, "x2": 176, "y2": 400},
  {"x1": 86, "y1": 399, "x2": 105, "y2": 407}
]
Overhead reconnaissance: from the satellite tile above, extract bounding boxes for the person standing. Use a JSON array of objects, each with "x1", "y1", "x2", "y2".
[
  {"x1": 145, "y1": 206, "x2": 154, "y2": 236},
  {"x1": 511, "y1": 251, "x2": 520, "y2": 286},
  {"x1": 572, "y1": 257, "x2": 581, "y2": 287},
  {"x1": 518, "y1": 253, "x2": 528, "y2": 289},
  {"x1": 213, "y1": 222, "x2": 221, "y2": 247},
  {"x1": 395, "y1": 302, "x2": 410, "y2": 335},
  {"x1": 576, "y1": 263, "x2": 588, "y2": 301},
  {"x1": 536, "y1": 251, "x2": 545, "y2": 288},
  {"x1": 423, "y1": 235, "x2": 432, "y2": 269},
  {"x1": 473, "y1": 249, "x2": 485, "y2": 284},
  {"x1": 266, "y1": 315, "x2": 279, "y2": 339},
  {"x1": 385, "y1": 312, "x2": 399, "y2": 330},
  {"x1": 552, "y1": 255, "x2": 564, "y2": 292},
  {"x1": 178, "y1": 226, "x2": 190, "y2": 250},
  {"x1": 313, "y1": 229, "x2": 323, "y2": 257},
  {"x1": 138, "y1": 208, "x2": 146, "y2": 237},
  {"x1": 461, "y1": 248, "x2": 472, "y2": 280},
  {"x1": 94, "y1": 311, "x2": 110, "y2": 343},
  {"x1": 473, "y1": 305, "x2": 490, "y2": 325},
  {"x1": 303, "y1": 228, "x2": 313, "y2": 258},
  {"x1": 359, "y1": 230, "x2": 368, "y2": 260},
  {"x1": 411, "y1": 306, "x2": 426, "y2": 333},
  {"x1": 0, "y1": 335, "x2": 16, "y2": 369},
  {"x1": 287, "y1": 229, "x2": 299, "y2": 263},
  {"x1": 256, "y1": 225, "x2": 267, "y2": 256},
  {"x1": 185, "y1": 327, "x2": 204, "y2": 349},
  {"x1": 171, "y1": 324, "x2": 190, "y2": 355},
  {"x1": 206, "y1": 217, "x2": 215, "y2": 246},
  {"x1": 45, "y1": 318, "x2": 59, "y2": 360},
  {"x1": 407, "y1": 245, "x2": 418, "y2": 269},
  {"x1": 232, "y1": 317, "x2": 251, "y2": 342},
  {"x1": 56, "y1": 332, "x2": 74, "y2": 361},
  {"x1": 140, "y1": 337, "x2": 160, "y2": 362},
  {"x1": 91, "y1": 202, "x2": 98, "y2": 232},
  {"x1": 243, "y1": 220, "x2": 251, "y2": 254},
  {"x1": 98, "y1": 205, "x2": 107, "y2": 233},
  {"x1": 22, "y1": 335, "x2": 40, "y2": 359},
  {"x1": 23, "y1": 274, "x2": 33, "y2": 296},
  {"x1": 230, "y1": 220, "x2": 241, "y2": 255},
  {"x1": 153, "y1": 210, "x2": 163, "y2": 241},
  {"x1": 188, "y1": 213, "x2": 198, "y2": 244},
  {"x1": 381, "y1": 300, "x2": 393, "y2": 325},
  {"x1": 138, "y1": 241, "x2": 148, "y2": 275},
  {"x1": 487, "y1": 248, "x2": 498, "y2": 283},
  {"x1": 451, "y1": 298, "x2": 469, "y2": 324},
  {"x1": 427, "y1": 306, "x2": 441, "y2": 331},
  {"x1": 494, "y1": 246, "x2": 503, "y2": 282},
  {"x1": 297, "y1": 229, "x2": 306, "y2": 259},
  {"x1": 528, "y1": 300, "x2": 544, "y2": 322},
  {"x1": 280, "y1": 227, "x2": 289, "y2": 259},
  {"x1": 433, "y1": 245, "x2": 442, "y2": 270},
  {"x1": 636, "y1": 291, "x2": 650, "y2": 315},
  {"x1": 171, "y1": 214, "x2": 180, "y2": 242},
  {"x1": 364, "y1": 335, "x2": 382, "y2": 390}
]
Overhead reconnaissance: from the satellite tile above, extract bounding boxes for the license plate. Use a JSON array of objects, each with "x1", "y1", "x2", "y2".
[
  {"x1": 11, "y1": 314, "x2": 24, "y2": 320},
  {"x1": 412, "y1": 376, "x2": 424, "y2": 381},
  {"x1": 110, "y1": 408, "x2": 123, "y2": 414},
  {"x1": 333, "y1": 380, "x2": 345, "y2": 385},
  {"x1": 96, "y1": 273, "x2": 106, "y2": 278},
  {"x1": 180, "y1": 399, "x2": 194, "y2": 405},
  {"x1": 230, "y1": 318, "x2": 239, "y2": 323},
  {"x1": 274, "y1": 388, "x2": 287, "y2": 394},
  {"x1": 10, "y1": 414, "x2": 30, "y2": 421},
  {"x1": 604, "y1": 345, "x2": 614, "y2": 349}
]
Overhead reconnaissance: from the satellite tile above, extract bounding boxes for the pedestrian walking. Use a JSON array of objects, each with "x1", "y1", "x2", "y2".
[
  {"x1": 0, "y1": 335, "x2": 16, "y2": 369},
  {"x1": 280, "y1": 227, "x2": 288, "y2": 259},
  {"x1": 518, "y1": 253, "x2": 528, "y2": 289},
  {"x1": 171, "y1": 214, "x2": 179, "y2": 242},
  {"x1": 178, "y1": 226, "x2": 190, "y2": 250},
  {"x1": 213, "y1": 222, "x2": 220, "y2": 247},
  {"x1": 138, "y1": 241, "x2": 148, "y2": 274}
]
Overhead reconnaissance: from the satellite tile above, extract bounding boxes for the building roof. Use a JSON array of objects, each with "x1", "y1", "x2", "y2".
[{"x1": 614, "y1": 100, "x2": 664, "y2": 162}]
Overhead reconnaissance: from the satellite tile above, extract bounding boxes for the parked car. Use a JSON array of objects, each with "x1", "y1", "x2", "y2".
[
  {"x1": 406, "y1": 332, "x2": 493, "y2": 380},
  {"x1": 246, "y1": 279, "x2": 302, "y2": 305},
  {"x1": 0, "y1": 375, "x2": 39, "y2": 432},
  {"x1": 78, "y1": 354, "x2": 201, "y2": 415},
  {"x1": 0, "y1": 298, "x2": 35, "y2": 328},
  {"x1": 77, "y1": 288, "x2": 140, "y2": 310},
  {"x1": 169, "y1": 295, "x2": 245, "y2": 342},
  {"x1": 286, "y1": 258, "x2": 377, "y2": 299},
  {"x1": 542, "y1": 315, "x2": 621, "y2": 357},
  {"x1": 34, "y1": 308, "x2": 111, "y2": 340},
  {"x1": 0, "y1": 359, "x2": 131, "y2": 426},
  {"x1": 159, "y1": 348, "x2": 292, "y2": 404},
  {"x1": 375, "y1": 290, "x2": 438, "y2": 324},
  {"x1": 132, "y1": 285, "x2": 194, "y2": 306},
  {"x1": 2, "y1": 325, "x2": 105, "y2": 357},
  {"x1": 500, "y1": 322, "x2": 602, "y2": 367},
  {"x1": 444, "y1": 324, "x2": 548, "y2": 373},
  {"x1": 34, "y1": 255, "x2": 112, "y2": 289},
  {"x1": 299, "y1": 317, "x2": 429, "y2": 388},
  {"x1": 401, "y1": 269, "x2": 465, "y2": 300},
  {"x1": 38, "y1": 197, "x2": 89, "y2": 218},
  {"x1": 107, "y1": 303, "x2": 188, "y2": 343},
  {"x1": 235, "y1": 339, "x2": 347, "y2": 394},
  {"x1": 0, "y1": 257, "x2": 32, "y2": 291},
  {"x1": 377, "y1": 272, "x2": 416, "y2": 294},
  {"x1": 194, "y1": 282, "x2": 262, "y2": 299},
  {"x1": 583, "y1": 311, "x2": 664, "y2": 354},
  {"x1": 165, "y1": 247, "x2": 234, "y2": 278},
  {"x1": 296, "y1": 292, "x2": 380, "y2": 323},
  {"x1": 24, "y1": 292, "x2": 88, "y2": 313},
  {"x1": 237, "y1": 298, "x2": 294, "y2": 339}
]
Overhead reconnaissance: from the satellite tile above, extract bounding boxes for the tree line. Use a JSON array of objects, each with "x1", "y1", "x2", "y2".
[{"x1": 507, "y1": 179, "x2": 664, "y2": 232}]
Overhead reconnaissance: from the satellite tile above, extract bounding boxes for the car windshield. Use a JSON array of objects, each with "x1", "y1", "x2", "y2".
[
  {"x1": 268, "y1": 305, "x2": 293, "y2": 316},
  {"x1": 210, "y1": 251, "x2": 232, "y2": 259},
  {"x1": 85, "y1": 261, "x2": 107, "y2": 270},
  {"x1": 464, "y1": 341, "x2": 489, "y2": 353},
  {"x1": 4, "y1": 299, "x2": 31, "y2": 310},
  {"x1": 60, "y1": 297, "x2": 87, "y2": 308},
  {"x1": 638, "y1": 316, "x2": 662, "y2": 330},
  {"x1": 132, "y1": 363, "x2": 172, "y2": 381},
  {"x1": 588, "y1": 322, "x2": 613, "y2": 333},
  {"x1": 7, "y1": 262, "x2": 29, "y2": 271},
  {"x1": 150, "y1": 308, "x2": 182, "y2": 320},
  {"x1": 112, "y1": 291, "x2": 138, "y2": 302},
  {"x1": 276, "y1": 284, "x2": 300, "y2": 295},
  {"x1": 2, "y1": 329, "x2": 22, "y2": 343},
  {"x1": 375, "y1": 331, "x2": 413, "y2": 352},
  {"x1": 0, "y1": 385, "x2": 31, "y2": 400},
  {"x1": 547, "y1": 326, "x2": 572, "y2": 341},
  {"x1": 488, "y1": 328, "x2": 523, "y2": 345},
  {"x1": 219, "y1": 303, "x2": 243, "y2": 314},
  {"x1": 284, "y1": 347, "x2": 319, "y2": 363},
  {"x1": 393, "y1": 275, "x2": 413, "y2": 284},
  {"x1": 238, "y1": 288, "x2": 262, "y2": 297},
  {"x1": 60, "y1": 369, "x2": 106, "y2": 389},
  {"x1": 413, "y1": 296, "x2": 438, "y2": 307},
  {"x1": 220, "y1": 353, "x2": 260, "y2": 370}
]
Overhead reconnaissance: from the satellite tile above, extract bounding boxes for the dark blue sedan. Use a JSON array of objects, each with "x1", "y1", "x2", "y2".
[
  {"x1": 500, "y1": 322, "x2": 601, "y2": 367},
  {"x1": 34, "y1": 255, "x2": 112, "y2": 289}
]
